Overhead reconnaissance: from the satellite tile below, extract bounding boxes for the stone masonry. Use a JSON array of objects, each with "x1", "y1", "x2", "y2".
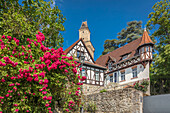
[{"x1": 83, "y1": 88, "x2": 143, "y2": 113}]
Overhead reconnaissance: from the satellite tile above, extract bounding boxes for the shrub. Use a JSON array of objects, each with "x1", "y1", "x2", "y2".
[
  {"x1": 86, "y1": 101, "x2": 97, "y2": 113},
  {"x1": 0, "y1": 32, "x2": 86, "y2": 112},
  {"x1": 100, "y1": 89, "x2": 107, "y2": 93},
  {"x1": 133, "y1": 79, "x2": 149, "y2": 92}
]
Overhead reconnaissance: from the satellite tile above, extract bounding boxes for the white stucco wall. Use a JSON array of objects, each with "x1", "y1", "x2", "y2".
[{"x1": 105, "y1": 62, "x2": 150, "y2": 85}]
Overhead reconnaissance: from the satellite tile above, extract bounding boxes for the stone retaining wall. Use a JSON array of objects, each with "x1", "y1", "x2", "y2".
[{"x1": 83, "y1": 88, "x2": 143, "y2": 113}]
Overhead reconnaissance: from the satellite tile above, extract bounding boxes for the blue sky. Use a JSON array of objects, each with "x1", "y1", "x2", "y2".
[{"x1": 55, "y1": 0, "x2": 160, "y2": 61}]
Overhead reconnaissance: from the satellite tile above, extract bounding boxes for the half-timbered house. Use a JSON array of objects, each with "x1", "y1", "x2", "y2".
[
  {"x1": 64, "y1": 21, "x2": 107, "y2": 90},
  {"x1": 65, "y1": 21, "x2": 154, "y2": 95},
  {"x1": 96, "y1": 29, "x2": 154, "y2": 95}
]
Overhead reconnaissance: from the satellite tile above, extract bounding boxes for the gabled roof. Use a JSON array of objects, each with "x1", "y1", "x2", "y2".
[
  {"x1": 96, "y1": 37, "x2": 142, "y2": 67},
  {"x1": 64, "y1": 38, "x2": 95, "y2": 63},
  {"x1": 96, "y1": 31, "x2": 154, "y2": 67},
  {"x1": 139, "y1": 30, "x2": 154, "y2": 47},
  {"x1": 105, "y1": 55, "x2": 116, "y2": 65},
  {"x1": 64, "y1": 39, "x2": 81, "y2": 54}
]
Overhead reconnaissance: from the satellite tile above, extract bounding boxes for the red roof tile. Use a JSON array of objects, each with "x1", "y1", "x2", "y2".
[
  {"x1": 96, "y1": 31, "x2": 154, "y2": 67},
  {"x1": 139, "y1": 30, "x2": 154, "y2": 46},
  {"x1": 96, "y1": 37, "x2": 142, "y2": 67}
]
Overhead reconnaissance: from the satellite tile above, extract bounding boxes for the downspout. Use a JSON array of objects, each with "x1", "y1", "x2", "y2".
[{"x1": 117, "y1": 64, "x2": 119, "y2": 83}]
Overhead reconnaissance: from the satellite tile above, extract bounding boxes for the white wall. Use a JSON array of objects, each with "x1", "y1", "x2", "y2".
[{"x1": 105, "y1": 62, "x2": 150, "y2": 85}]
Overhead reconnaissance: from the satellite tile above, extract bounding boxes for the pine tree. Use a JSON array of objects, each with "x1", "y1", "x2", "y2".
[
  {"x1": 117, "y1": 21, "x2": 143, "y2": 46},
  {"x1": 102, "y1": 20, "x2": 143, "y2": 55}
]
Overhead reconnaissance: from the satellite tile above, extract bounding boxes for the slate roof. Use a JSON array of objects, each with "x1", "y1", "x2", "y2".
[{"x1": 95, "y1": 30, "x2": 154, "y2": 67}]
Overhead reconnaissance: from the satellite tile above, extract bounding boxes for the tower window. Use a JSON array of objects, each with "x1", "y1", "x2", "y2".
[
  {"x1": 146, "y1": 46, "x2": 149, "y2": 52},
  {"x1": 141, "y1": 47, "x2": 144, "y2": 53},
  {"x1": 150, "y1": 46, "x2": 152, "y2": 52}
]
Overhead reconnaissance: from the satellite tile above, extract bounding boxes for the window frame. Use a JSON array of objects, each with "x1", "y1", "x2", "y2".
[
  {"x1": 132, "y1": 68, "x2": 137, "y2": 78},
  {"x1": 150, "y1": 46, "x2": 152, "y2": 52},
  {"x1": 141, "y1": 47, "x2": 144, "y2": 53},
  {"x1": 146, "y1": 46, "x2": 149, "y2": 52},
  {"x1": 114, "y1": 73, "x2": 117, "y2": 83},
  {"x1": 82, "y1": 69, "x2": 86, "y2": 77},
  {"x1": 121, "y1": 72, "x2": 125, "y2": 81},
  {"x1": 122, "y1": 55, "x2": 128, "y2": 60},
  {"x1": 77, "y1": 50, "x2": 80, "y2": 58},
  {"x1": 110, "y1": 76, "x2": 113, "y2": 82},
  {"x1": 95, "y1": 72, "x2": 99, "y2": 81},
  {"x1": 108, "y1": 62, "x2": 112, "y2": 71}
]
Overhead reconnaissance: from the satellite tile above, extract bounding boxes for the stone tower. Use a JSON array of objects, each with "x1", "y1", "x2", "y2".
[{"x1": 79, "y1": 21, "x2": 95, "y2": 59}]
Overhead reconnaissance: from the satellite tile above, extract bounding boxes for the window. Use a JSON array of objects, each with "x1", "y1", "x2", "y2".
[
  {"x1": 122, "y1": 55, "x2": 128, "y2": 60},
  {"x1": 150, "y1": 46, "x2": 152, "y2": 52},
  {"x1": 82, "y1": 69, "x2": 86, "y2": 77},
  {"x1": 141, "y1": 47, "x2": 144, "y2": 53},
  {"x1": 108, "y1": 62, "x2": 112, "y2": 71},
  {"x1": 110, "y1": 76, "x2": 113, "y2": 82},
  {"x1": 95, "y1": 72, "x2": 99, "y2": 81},
  {"x1": 121, "y1": 72, "x2": 125, "y2": 81},
  {"x1": 114, "y1": 73, "x2": 117, "y2": 83},
  {"x1": 146, "y1": 46, "x2": 149, "y2": 52},
  {"x1": 77, "y1": 51, "x2": 80, "y2": 58},
  {"x1": 77, "y1": 51, "x2": 85, "y2": 59},
  {"x1": 132, "y1": 68, "x2": 137, "y2": 78}
]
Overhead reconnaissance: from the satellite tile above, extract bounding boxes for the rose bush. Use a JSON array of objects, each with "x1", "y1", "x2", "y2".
[
  {"x1": 0, "y1": 32, "x2": 85, "y2": 112},
  {"x1": 133, "y1": 79, "x2": 149, "y2": 92}
]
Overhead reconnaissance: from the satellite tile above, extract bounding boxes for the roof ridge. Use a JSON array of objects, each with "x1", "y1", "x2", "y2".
[
  {"x1": 64, "y1": 38, "x2": 95, "y2": 63},
  {"x1": 109, "y1": 37, "x2": 142, "y2": 55}
]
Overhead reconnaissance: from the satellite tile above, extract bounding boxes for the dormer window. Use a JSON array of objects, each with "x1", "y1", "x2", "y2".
[
  {"x1": 122, "y1": 55, "x2": 128, "y2": 60},
  {"x1": 108, "y1": 62, "x2": 112, "y2": 71}
]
